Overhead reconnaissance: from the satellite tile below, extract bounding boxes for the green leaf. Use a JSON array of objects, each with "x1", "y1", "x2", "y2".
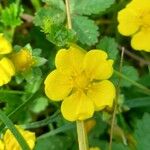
[
  {"x1": 113, "y1": 66, "x2": 139, "y2": 87},
  {"x1": 42, "y1": 0, "x2": 65, "y2": 11},
  {"x1": 34, "y1": 7, "x2": 65, "y2": 28},
  {"x1": 34, "y1": 6, "x2": 75, "y2": 46},
  {"x1": 35, "y1": 135, "x2": 72, "y2": 150},
  {"x1": 125, "y1": 97, "x2": 150, "y2": 108},
  {"x1": 46, "y1": 24, "x2": 76, "y2": 47},
  {"x1": 112, "y1": 142, "x2": 130, "y2": 150},
  {"x1": 0, "y1": 92, "x2": 22, "y2": 114},
  {"x1": 96, "y1": 36, "x2": 118, "y2": 60},
  {"x1": 121, "y1": 66, "x2": 139, "y2": 87},
  {"x1": 71, "y1": 0, "x2": 115, "y2": 15},
  {"x1": 138, "y1": 74, "x2": 150, "y2": 87},
  {"x1": 72, "y1": 15, "x2": 99, "y2": 46},
  {"x1": 1, "y1": 3, "x2": 23, "y2": 27},
  {"x1": 30, "y1": 97, "x2": 49, "y2": 113},
  {"x1": 34, "y1": 56, "x2": 47, "y2": 67},
  {"x1": 134, "y1": 113, "x2": 150, "y2": 150}
]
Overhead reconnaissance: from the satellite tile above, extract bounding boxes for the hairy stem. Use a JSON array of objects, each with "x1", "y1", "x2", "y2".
[{"x1": 76, "y1": 121, "x2": 89, "y2": 150}]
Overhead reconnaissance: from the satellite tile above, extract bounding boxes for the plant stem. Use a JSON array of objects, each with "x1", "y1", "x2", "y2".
[
  {"x1": 65, "y1": 0, "x2": 72, "y2": 29},
  {"x1": 109, "y1": 47, "x2": 125, "y2": 150},
  {"x1": 65, "y1": 1, "x2": 89, "y2": 149},
  {"x1": 76, "y1": 121, "x2": 89, "y2": 150}
]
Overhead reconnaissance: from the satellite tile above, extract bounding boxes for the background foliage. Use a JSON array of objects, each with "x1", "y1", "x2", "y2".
[{"x1": 0, "y1": 0, "x2": 150, "y2": 150}]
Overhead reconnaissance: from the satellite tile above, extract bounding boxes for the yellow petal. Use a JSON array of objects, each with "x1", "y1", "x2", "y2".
[
  {"x1": 0, "y1": 57, "x2": 15, "y2": 86},
  {"x1": 0, "y1": 140, "x2": 4, "y2": 150},
  {"x1": 131, "y1": 29, "x2": 150, "y2": 52},
  {"x1": 0, "y1": 34, "x2": 12, "y2": 55},
  {"x1": 3, "y1": 125, "x2": 36, "y2": 150},
  {"x1": 55, "y1": 44, "x2": 86, "y2": 75},
  {"x1": 87, "y1": 80, "x2": 116, "y2": 111},
  {"x1": 84, "y1": 50, "x2": 113, "y2": 80},
  {"x1": 44, "y1": 70, "x2": 73, "y2": 101},
  {"x1": 118, "y1": 8, "x2": 140, "y2": 36},
  {"x1": 131, "y1": 0, "x2": 150, "y2": 9},
  {"x1": 61, "y1": 91, "x2": 94, "y2": 121}
]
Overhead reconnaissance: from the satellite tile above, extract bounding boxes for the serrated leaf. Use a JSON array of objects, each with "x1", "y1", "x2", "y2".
[
  {"x1": 71, "y1": 0, "x2": 115, "y2": 15},
  {"x1": 72, "y1": 15, "x2": 99, "y2": 46},
  {"x1": 96, "y1": 36, "x2": 118, "y2": 60},
  {"x1": 30, "y1": 97, "x2": 49, "y2": 113},
  {"x1": 34, "y1": 7, "x2": 65, "y2": 28},
  {"x1": 1, "y1": 3, "x2": 23, "y2": 27},
  {"x1": 46, "y1": 24, "x2": 76, "y2": 47},
  {"x1": 34, "y1": 56, "x2": 47, "y2": 67},
  {"x1": 134, "y1": 113, "x2": 150, "y2": 150}
]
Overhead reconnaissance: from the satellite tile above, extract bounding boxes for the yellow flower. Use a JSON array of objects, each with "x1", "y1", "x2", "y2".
[
  {"x1": 0, "y1": 57, "x2": 15, "y2": 86},
  {"x1": 2, "y1": 126, "x2": 36, "y2": 150},
  {"x1": 0, "y1": 34, "x2": 15, "y2": 86},
  {"x1": 118, "y1": 0, "x2": 150, "y2": 52},
  {"x1": 0, "y1": 34, "x2": 12, "y2": 54},
  {"x1": 44, "y1": 45, "x2": 116, "y2": 121},
  {"x1": 11, "y1": 48, "x2": 34, "y2": 72},
  {"x1": 0, "y1": 140, "x2": 4, "y2": 150}
]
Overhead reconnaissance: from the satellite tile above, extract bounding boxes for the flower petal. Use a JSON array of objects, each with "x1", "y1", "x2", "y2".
[
  {"x1": 0, "y1": 57, "x2": 15, "y2": 86},
  {"x1": 4, "y1": 125, "x2": 36, "y2": 150},
  {"x1": 61, "y1": 91, "x2": 94, "y2": 121},
  {"x1": 87, "y1": 80, "x2": 116, "y2": 111},
  {"x1": 118, "y1": 8, "x2": 140, "y2": 36},
  {"x1": 55, "y1": 44, "x2": 86, "y2": 75},
  {"x1": 44, "y1": 70, "x2": 73, "y2": 101},
  {"x1": 0, "y1": 140, "x2": 4, "y2": 150},
  {"x1": 131, "y1": 29, "x2": 150, "y2": 52},
  {"x1": 84, "y1": 50, "x2": 113, "y2": 80},
  {"x1": 0, "y1": 34, "x2": 12, "y2": 55}
]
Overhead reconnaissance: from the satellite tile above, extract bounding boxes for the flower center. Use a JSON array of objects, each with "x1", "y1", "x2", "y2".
[
  {"x1": 140, "y1": 11, "x2": 150, "y2": 29},
  {"x1": 72, "y1": 72, "x2": 92, "y2": 91}
]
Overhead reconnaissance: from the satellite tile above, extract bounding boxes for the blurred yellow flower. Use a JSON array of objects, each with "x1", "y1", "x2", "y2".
[
  {"x1": 0, "y1": 34, "x2": 12, "y2": 54},
  {"x1": 90, "y1": 147, "x2": 101, "y2": 150},
  {"x1": 11, "y1": 48, "x2": 34, "y2": 72},
  {"x1": 44, "y1": 45, "x2": 115, "y2": 121},
  {"x1": 0, "y1": 34, "x2": 15, "y2": 86},
  {"x1": 1, "y1": 126, "x2": 36, "y2": 150},
  {"x1": 0, "y1": 57, "x2": 15, "y2": 86},
  {"x1": 0, "y1": 140, "x2": 4, "y2": 150},
  {"x1": 118, "y1": 0, "x2": 150, "y2": 52}
]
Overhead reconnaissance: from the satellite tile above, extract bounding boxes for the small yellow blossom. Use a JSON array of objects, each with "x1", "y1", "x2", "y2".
[
  {"x1": 0, "y1": 57, "x2": 15, "y2": 86},
  {"x1": 11, "y1": 48, "x2": 34, "y2": 72},
  {"x1": 118, "y1": 0, "x2": 150, "y2": 52},
  {"x1": 1, "y1": 126, "x2": 36, "y2": 150},
  {"x1": 44, "y1": 45, "x2": 116, "y2": 121},
  {"x1": 0, "y1": 34, "x2": 12, "y2": 54},
  {"x1": 90, "y1": 147, "x2": 101, "y2": 150},
  {"x1": 85, "y1": 119, "x2": 96, "y2": 133}
]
